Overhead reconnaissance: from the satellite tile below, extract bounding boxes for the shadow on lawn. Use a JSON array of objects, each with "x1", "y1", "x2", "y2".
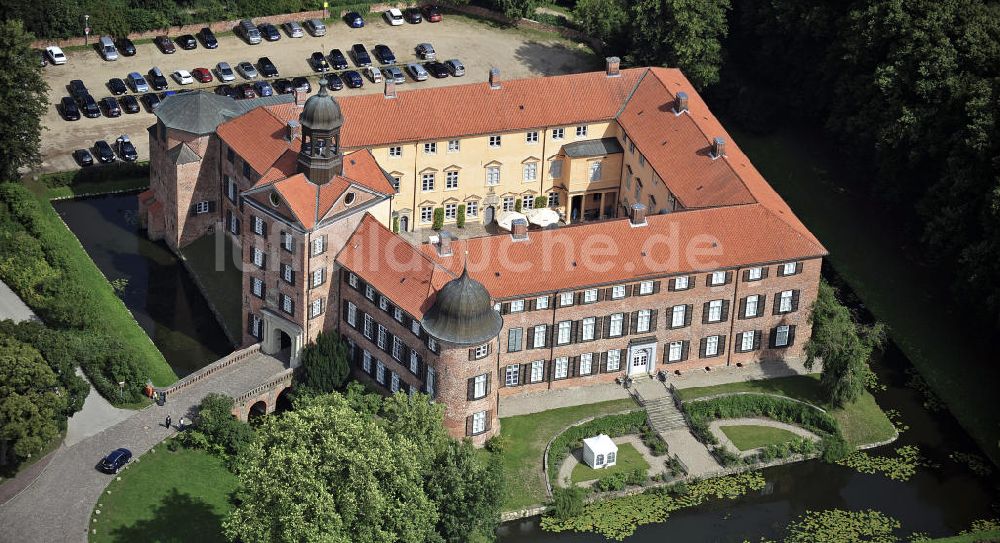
[{"x1": 108, "y1": 489, "x2": 226, "y2": 543}]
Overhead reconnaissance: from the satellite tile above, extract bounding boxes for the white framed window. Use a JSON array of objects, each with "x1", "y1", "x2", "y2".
[
  {"x1": 775, "y1": 325, "x2": 790, "y2": 347},
  {"x1": 312, "y1": 236, "x2": 325, "y2": 256},
  {"x1": 390, "y1": 372, "x2": 400, "y2": 393},
  {"x1": 426, "y1": 367, "x2": 435, "y2": 396},
  {"x1": 226, "y1": 176, "x2": 237, "y2": 201},
  {"x1": 311, "y1": 268, "x2": 325, "y2": 287},
  {"x1": 253, "y1": 216, "x2": 265, "y2": 236},
  {"x1": 671, "y1": 305, "x2": 686, "y2": 328},
  {"x1": 392, "y1": 336, "x2": 403, "y2": 360},
  {"x1": 523, "y1": 196, "x2": 535, "y2": 210},
  {"x1": 428, "y1": 337, "x2": 438, "y2": 352},
  {"x1": 409, "y1": 351, "x2": 419, "y2": 374},
  {"x1": 740, "y1": 331, "x2": 755, "y2": 352},
  {"x1": 629, "y1": 140, "x2": 635, "y2": 153},
  {"x1": 523, "y1": 162, "x2": 537, "y2": 182},
  {"x1": 637, "y1": 309, "x2": 651, "y2": 332},
  {"x1": 549, "y1": 160, "x2": 563, "y2": 179},
  {"x1": 526, "y1": 131, "x2": 538, "y2": 143},
  {"x1": 377, "y1": 324, "x2": 387, "y2": 350},
  {"x1": 394, "y1": 307, "x2": 403, "y2": 322},
  {"x1": 473, "y1": 374, "x2": 487, "y2": 398},
  {"x1": 363, "y1": 314, "x2": 373, "y2": 338},
  {"x1": 502, "y1": 196, "x2": 515, "y2": 212},
  {"x1": 557, "y1": 321, "x2": 571, "y2": 345},
  {"x1": 448, "y1": 139, "x2": 460, "y2": 152},
  {"x1": 583, "y1": 289, "x2": 598, "y2": 303},
  {"x1": 486, "y1": 166, "x2": 500, "y2": 186},
  {"x1": 349, "y1": 272, "x2": 359, "y2": 288},
  {"x1": 281, "y1": 294, "x2": 293, "y2": 314},
  {"x1": 708, "y1": 300, "x2": 723, "y2": 322},
  {"x1": 579, "y1": 353, "x2": 593, "y2": 375},
  {"x1": 559, "y1": 292, "x2": 574, "y2": 307},
  {"x1": 411, "y1": 320, "x2": 421, "y2": 336},
  {"x1": 282, "y1": 263, "x2": 294, "y2": 284},
  {"x1": 782, "y1": 262, "x2": 798, "y2": 275},
  {"x1": 639, "y1": 154, "x2": 646, "y2": 167},
  {"x1": 745, "y1": 295, "x2": 760, "y2": 317},
  {"x1": 420, "y1": 207, "x2": 433, "y2": 223},
  {"x1": 552, "y1": 128, "x2": 564, "y2": 140},
  {"x1": 362, "y1": 350, "x2": 372, "y2": 373},
  {"x1": 421, "y1": 173, "x2": 435, "y2": 192},
  {"x1": 668, "y1": 341, "x2": 683, "y2": 362},
  {"x1": 445, "y1": 170, "x2": 459, "y2": 190},
  {"x1": 309, "y1": 298, "x2": 323, "y2": 318},
  {"x1": 195, "y1": 201, "x2": 210, "y2": 214},
  {"x1": 251, "y1": 277, "x2": 263, "y2": 297},
  {"x1": 639, "y1": 280, "x2": 654, "y2": 295},
  {"x1": 548, "y1": 192, "x2": 560, "y2": 207},
  {"x1": 250, "y1": 314, "x2": 261, "y2": 338},
  {"x1": 705, "y1": 335, "x2": 720, "y2": 357},
  {"x1": 779, "y1": 290, "x2": 793, "y2": 313},
  {"x1": 748, "y1": 267, "x2": 763, "y2": 281},
  {"x1": 365, "y1": 284, "x2": 375, "y2": 301},
  {"x1": 508, "y1": 327, "x2": 523, "y2": 352},
  {"x1": 471, "y1": 411, "x2": 486, "y2": 434},
  {"x1": 505, "y1": 364, "x2": 519, "y2": 386},
  {"x1": 347, "y1": 301, "x2": 357, "y2": 326},
  {"x1": 282, "y1": 232, "x2": 293, "y2": 251},
  {"x1": 710, "y1": 271, "x2": 726, "y2": 286},
  {"x1": 530, "y1": 360, "x2": 544, "y2": 383},
  {"x1": 576, "y1": 125, "x2": 588, "y2": 137},
  {"x1": 388, "y1": 146, "x2": 402, "y2": 157},
  {"x1": 423, "y1": 142, "x2": 437, "y2": 154},
  {"x1": 488, "y1": 135, "x2": 501, "y2": 147},
  {"x1": 607, "y1": 350, "x2": 621, "y2": 371},
  {"x1": 510, "y1": 299, "x2": 525, "y2": 312},
  {"x1": 554, "y1": 357, "x2": 569, "y2": 379},
  {"x1": 376, "y1": 360, "x2": 385, "y2": 384},
  {"x1": 609, "y1": 313, "x2": 624, "y2": 337},
  {"x1": 675, "y1": 276, "x2": 690, "y2": 290},
  {"x1": 229, "y1": 212, "x2": 239, "y2": 234},
  {"x1": 467, "y1": 201, "x2": 478, "y2": 217},
  {"x1": 391, "y1": 176, "x2": 400, "y2": 190},
  {"x1": 533, "y1": 325, "x2": 547, "y2": 348},
  {"x1": 445, "y1": 203, "x2": 457, "y2": 220},
  {"x1": 589, "y1": 161, "x2": 601, "y2": 181},
  {"x1": 536, "y1": 295, "x2": 549, "y2": 309},
  {"x1": 611, "y1": 285, "x2": 625, "y2": 299},
  {"x1": 252, "y1": 247, "x2": 265, "y2": 268},
  {"x1": 474, "y1": 344, "x2": 489, "y2": 359},
  {"x1": 582, "y1": 317, "x2": 596, "y2": 341}
]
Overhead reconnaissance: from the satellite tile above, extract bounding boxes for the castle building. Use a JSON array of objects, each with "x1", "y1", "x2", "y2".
[{"x1": 140, "y1": 61, "x2": 826, "y2": 444}]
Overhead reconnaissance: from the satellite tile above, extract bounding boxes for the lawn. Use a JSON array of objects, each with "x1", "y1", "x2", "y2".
[
  {"x1": 499, "y1": 398, "x2": 637, "y2": 510},
  {"x1": 179, "y1": 233, "x2": 243, "y2": 344},
  {"x1": 720, "y1": 425, "x2": 802, "y2": 451},
  {"x1": 677, "y1": 374, "x2": 896, "y2": 447},
  {"x1": 570, "y1": 442, "x2": 649, "y2": 484},
  {"x1": 91, "y1": 446, "x2": 237, "y2": 543},
  {"x1": 728, "y1": 124, "x2": 1000, "y2": 466}
]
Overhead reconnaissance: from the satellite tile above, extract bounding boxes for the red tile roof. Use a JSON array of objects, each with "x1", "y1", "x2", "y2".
[{"x1": 216, "y1": 107, "x2": 299, "y2": 174}]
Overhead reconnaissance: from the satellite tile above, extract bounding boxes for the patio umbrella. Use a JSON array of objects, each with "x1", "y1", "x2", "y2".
[
  {"x1": 496, "y1": 210, "x2": 528, "y2": 231},
  {"x1": 526, "y1": 207, "x2": 560, "y2": 228}
]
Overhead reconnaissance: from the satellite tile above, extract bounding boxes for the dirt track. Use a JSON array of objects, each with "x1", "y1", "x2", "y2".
[{"x1": 34, "y1": 15, "x2": 600, "y2": 175}]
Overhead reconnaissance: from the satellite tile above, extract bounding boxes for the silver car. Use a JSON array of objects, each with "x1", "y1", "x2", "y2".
[
  {"x1": 216, "y1": 62, "x2": 236, "y2": 82},
  {"x1": 445, "y1": 59, "x2": 465, "y2": 77},
  {"x1": 284, "y1": 21, "x2": 304, "y2": 38},
  {"x1": 416, "y1": 43, "x2": 436, "y2": 61},
  {"x1": 237, "y1": 61, "x2": 259, "y2": 79},
  {"x1": 305, "y1": 19, "x2": 326, "y2": 37},
  {"x1": 406, "y1": 63, "x2": 428, "y2": 82},
  {"x1": 383, "y1": 66, "x2": 405, "y2": 84}
]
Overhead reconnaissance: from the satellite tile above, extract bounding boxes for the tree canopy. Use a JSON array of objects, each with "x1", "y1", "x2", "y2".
[
  {"x1": 298, "y1": 330, "x2": 350, "y2": 393},
  {"x1": 0, "y1": 334, "x2": 66, "y2": 466},
  {"x1": 0, "y1": 19, "x2": 47, "y2": 181}
]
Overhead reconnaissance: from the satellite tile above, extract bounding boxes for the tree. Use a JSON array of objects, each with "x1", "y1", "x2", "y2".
[
  {"x1": 223, "y1": 394, "x2": 439, "y2": 543},
  {"x1": 494, "y1": 0, "x2": 539, "y2": 19},
  {"x1": 628, "y1": 0, "x2": 731, "y2": 89},
  {"x1": 0, "y1": 334, "x2": 66, "y2": 466},
  {"x1": 805, "y1": 281, "x2": 886, "y2": 407},
  {"x1": 299, "y1": 330, "x2": 350, "y2": 393},
  {"x1": 432, "y1": 207, "x2": 445, "y2": 231},
  {"x1": 574, "y1": 0, "x2": 630, "y2": 51},
  {"x1": 0, "y1": 19, "x2": 48, "y2": 181},
  {"x1": 186, "y1": 393, "x2": 253, "y2": 458},
  {"x1": 426, "y1": 440, "x2": 504, "y2": 542}
]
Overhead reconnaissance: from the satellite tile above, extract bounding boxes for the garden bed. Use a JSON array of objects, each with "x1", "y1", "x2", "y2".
[{"x1": 719, "y1": 424, "x2": 803, "y2": 451}]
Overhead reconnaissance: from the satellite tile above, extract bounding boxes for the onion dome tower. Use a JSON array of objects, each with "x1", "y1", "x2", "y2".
[
  {"x1": 297, "y1": 81, "x2": 343, "y2": 184},
  {"x1": 421, "y1": 267, "x2": 503, "y2": 346}
]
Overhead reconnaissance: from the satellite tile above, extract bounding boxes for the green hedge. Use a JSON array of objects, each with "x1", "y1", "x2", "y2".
[
  {"x1": 40, "y1": 162, "x2": 149, "y2": 189},
  {"x1": 547, "y1": 410, "x2": 645, "y2": 487},
  {"x1": 683, "y1": 394, "x2": 840, "y2": 438}
]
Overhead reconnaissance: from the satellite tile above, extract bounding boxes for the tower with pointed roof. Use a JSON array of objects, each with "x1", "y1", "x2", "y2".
[{"x1": 297, "y1": 82, "x2": 343, "y2": 184}]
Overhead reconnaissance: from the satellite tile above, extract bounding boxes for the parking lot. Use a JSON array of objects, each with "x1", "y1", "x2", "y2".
[{"x1": 36, "y1": 15, "x2": 600, "y2": 174}]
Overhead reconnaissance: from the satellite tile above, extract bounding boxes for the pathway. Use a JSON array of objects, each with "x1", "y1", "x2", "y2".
[
  {"x1": 556, "y1": 435, "x2": 669, "y2": 488},
  {"x1": 631, "y1": 377, "x2": 722, "y2": 476},
  {"x1": 0, "y1": 352, "x2": 286, "y2": 543},
  {"x1": 0, "y1": 280, "x2": 38, "y2": 323},
  {"x1": 64, "y1": 369, "x2": 133, "y2": 447},
  {"x1": 709, "y1": 417, "x2": 821, "y2": 458}
]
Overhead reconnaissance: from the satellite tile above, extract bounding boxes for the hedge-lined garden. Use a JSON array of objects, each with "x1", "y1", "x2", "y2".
[{"x1": 546, "y1": 409, "x2": 646, "y2": 488}]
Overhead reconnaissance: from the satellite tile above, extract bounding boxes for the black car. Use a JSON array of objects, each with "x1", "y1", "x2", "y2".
[
  {"x1": 258, "y1": 23, "x2": 281, "y2": 41},
  {"x1": 215, "y1": 84, "x2": 236, "y2": 98},
  {"x1": 60, "y1": 96, "x2": 80, "y2": 121},
  {"x1": 154, "y1": 36, "x2": 176, "y2": 54},
  {"x1": 68, "y1": 79, "x2": 89, "y2": 101},
  {"x1": 235, "y1": 83, "x2": 256, "y2": 99},
  {"x1": 98, "y1": 448, "x2": 131, "y2": 473},
  {"x1": 148, "y1": 69, "x2": 169, "y2": 90},
  {"x1": 351, "y1": 44, "x2": 371, "y2": 67},
  {"x1": 423, "y1": 4, "x2": 443, "y2": 22},
  {"x1": 141, "y1": 92, "x2": 161, "y2": 110},
  {"x1": 342, "y1": 70, "x2": 363, "y2": 88},
  {"x1": 198, "y1": 27, "x2": 218, "y2": 49},
  {"x1": 326, "y1": 73, "x2": 344, "y2": 91},
  {"x1": 310, "y1": 51, "x2": 329, "y2": 72},
  {"x1": 80, "y1": 94, "x2": 101, "y2": 118},
  {"x1": 94, "y1": 140, "x2": 116, "y2": 163},
  {"x1": 176, "y1": 34, "x2": 197, "y2": 50},
  {"x1": 272, "y1": 79, "x2": 294, "y2": 94},
  {"x1": 404, "y1": 8, "x2": 422, "y2": 23},
  {"x1": 117, "y1": 37, "x2": 136, "y2": 56},
  {"x1": 292, "y1": 76, "x2": 311, "y2": 93},
  {"x1": 373, "y1": 44, "x2": 395, "y2": 65},
  {"x1": 257, "y1": 56, "x2": 279, "y2": 78},
  {"x1": 115, "y1": 136, "x2": 138, "y2": 162},
  {"x1": 119, "y1": 94, "x2": 140, "y2": 114},
  {"x1": 73, "y1": 149, "x2": 94, "y2": 166},
  {"x1": 100, "y1": 96, "x2": 121, "y2": 117},
  {"x1": 108, "y1": 78, "x2": 127, "y2": 95},
  {"x1": 425, "y1": 61, "x2": 450, "y2": 79},
  {"x1": 328, "y1": 49, "x2": 349, "y2": 70}
]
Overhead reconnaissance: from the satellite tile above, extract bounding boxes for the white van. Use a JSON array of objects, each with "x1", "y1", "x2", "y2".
[{"x1": 99, "y1": 36, "x2": 118, "y2": 61}]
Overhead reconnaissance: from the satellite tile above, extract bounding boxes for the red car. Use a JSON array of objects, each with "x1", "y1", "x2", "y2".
[
  {"x1": 192, "y1": 67, "x2": 213, "y2": 83},
  {"x1": 235, "y1": 83, "x2": 256, "y2": 99},
  {"x1": 423, "y1": 5, "x2": 442, "y2": 22}
]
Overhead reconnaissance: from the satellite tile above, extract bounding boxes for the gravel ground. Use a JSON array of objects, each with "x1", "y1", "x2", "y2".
[{"x1": 34, "y1": 15, "x2": 600, "y2": 175}]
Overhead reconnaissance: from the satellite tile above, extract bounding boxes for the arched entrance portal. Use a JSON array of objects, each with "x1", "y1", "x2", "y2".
[
  {"x1": 275, "y1": 329, "x2": 292, "y2": 363},
  {"x1": 248, "y1": 400, "x2": 267, "y2": 419},
  {"x1": 259, "y1": 309, "x2": 304, "y2": 368},
  {"x1": 400, "y1": 215, "x2": 409, "y2": 232},
  {"x1": 484, "y1": 205, "x2": 495, "y2": 225}
]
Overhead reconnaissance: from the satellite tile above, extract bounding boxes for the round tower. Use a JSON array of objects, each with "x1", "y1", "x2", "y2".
[{"x1": 297, "y1": 82, "x2": 343, "y2": 184}]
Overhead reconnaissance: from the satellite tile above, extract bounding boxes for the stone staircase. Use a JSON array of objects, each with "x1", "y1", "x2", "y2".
[{"x1": 631, "y1": 378, "x2": 687, "y2": 433}]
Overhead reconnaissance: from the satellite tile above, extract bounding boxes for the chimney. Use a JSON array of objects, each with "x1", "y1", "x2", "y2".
[
  {"x1": 436, "y1": 231, "x2": 453, "y2": 257},
  {"x1": 629, "y1": 203, "x2": 647, "y2": 227},
  {"x1": 286, "y1": 120, "x2": 300, "y2": 142},
  {"x1": 511, "y1": 218, "x2": 528, "y2": 241},
  {"x1": 674, "y1": 91, "x2": 688, "y2": 114},
  {"x1": 384, "y1": 79, "x2": 396, "y2": 99},
  {"x1": 605, "y1": 56, "x2": 620, "y2": 77},
  {"x1": 711, "y1": 137, "x2": 726, "y2": 159},
  {"x1": 489, "y1": 67, "x2": 501, "y2": 90},
  {"x1": 293, "y1": 89, "x2": 307, "y2": 107}
]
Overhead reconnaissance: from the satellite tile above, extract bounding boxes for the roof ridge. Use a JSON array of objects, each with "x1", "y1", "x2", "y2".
[{"x1": 614, "y1": 67, "x2": 651, "y2": 119}]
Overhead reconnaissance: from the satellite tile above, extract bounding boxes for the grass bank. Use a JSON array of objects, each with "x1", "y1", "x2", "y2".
[
  {"x1": 720, "y1": 425, "x2": 802, "y2": 451},
  {"x1": 729, "y1": 125, "x2": 1000, "y2": 465},
  {"x1": 29, "y1": 162, "x2": 149, "y2": 199},
  {"x1": 90, "y1": 445, "x2": 237, "y2": 543},
  {"x1": 499, "y1": 398, "x2": 636, "y2": 510},
  {"x1": 570, "y1": 442, "x2": 648, "y2": 484},
  {"x1": 677, "y1": 374, "x2": 896, "y2": 447}
]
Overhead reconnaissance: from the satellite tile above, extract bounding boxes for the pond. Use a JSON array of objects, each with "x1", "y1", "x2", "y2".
[{"x1": 54, "y1": 192, "x2": 233, "y2": 376}]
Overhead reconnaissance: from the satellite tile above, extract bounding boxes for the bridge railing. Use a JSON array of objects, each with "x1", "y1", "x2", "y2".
[
  {"x1": 233, "y1": 368, "x2": 295, "y2": 406},
  {"x1": 158, "y1": 343, "x2": 263, "y2": 397}
]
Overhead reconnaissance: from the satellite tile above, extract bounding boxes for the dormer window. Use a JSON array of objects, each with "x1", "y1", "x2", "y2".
[{"x1": 344, "y1": 192, "x2": 356, "y2": 206}]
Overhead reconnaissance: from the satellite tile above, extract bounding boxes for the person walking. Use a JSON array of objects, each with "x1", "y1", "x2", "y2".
[{"x1": 165, "y1": 414, "x2": 172, "y2": 429}]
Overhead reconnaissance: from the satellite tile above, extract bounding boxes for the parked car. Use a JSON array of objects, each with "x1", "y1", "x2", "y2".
[
  {"x1": 148, "y1": 67, "x2": 169, "y2": 90},
  {"x1": 116, "y1": 135, "x2": 138, "y2": 162},
  {"x1": 423, "y1": 5, "x2": 443, "y2": 22},
  {"x1": 73, "y1": 148, "x2": 94, "y2": 166},
  {"x1": 60, "y1": 96, "x2": 80, "y2": 121},
  {"x1": 342, "y1": 70, "x2": 363, "y2": 88},
  {"x1": 253, "y1": 80, "x2": 273, "y2": 97},
  {"x1": 328, "y1": 49, "x2": 348, "y2": 70},
  {"x1": 235, "y1": 83, "x2": 256, "y2": 99},
  {"x1": 119, "y1": 94, "x2": 140, "y2": 113},
  {"x1": 100, "y1": 96, "x2": 121, "y2": 117},
  {"x1": 373, "y1": 44, "x2": 395, "y2": 65},
  {"x1": 404, "y1": 8, "x2": 422, "y2": 23},
  {"x1": 292, "y1": 76, "x2": 311, "y2": 93},
  {"x1": 311, "y1": 51, "x2": 330, "y2": 72},
  {"x1": 384, "y1": 8, "x2": 404, "y2": 26},
  {"x1": 445, "y1": 58, "x2": 465, "y2": 77},
  {"x1": 171, "y1": 70, "x2": 194, "y2": 85},
  {"x1": 161, "y1": 90, "x2": 178, "y2": 100},
  {"x1": 326, "y1": 73, "x2": 344, "y2": 91},
  {"x1": 284, "y1": 21, "x2": 304, "y2": 37},
  {"x1": 176, "y1": 34, "x2": 197, "y2": 50},
  {"x1": 216, "y1": 62, "x2": 236, "y2": 82},
  {"x1": 94, "y1": 140, "x2": 116, "y2": 163},
  {"x1": 108, "y1": 77, "x2": 127, "y2": 95},
  {"x1": 215, "y1": 84, "x2": 236, "y2": 98},
  {"x1": 257, "y1": 56, "x2": 279, "y2": 77},
  {"x1": 68, "y1": 79, "x2": 89, "y2": 100},
  {"x1": 305, "y1": 19, "x2": 326, "y2": 36},
  {"x1": 154, "y1": 36, "x2": 176, "y2": 54},
  {"x1": 258, "y1": 23, "x2": 281, "y2": 41},
  {"x1": 273, "y1": 78, "x2": 294, "y2": 94},
  {"x1": 406, "y1": 62, "x2": 429, "y2": 81},
  {"x1": 238, "y1": 19, "x2": 262, "y2": 44},
  {"x1": 117, "y1": 37, "x2": 136, "y2": 56},
  {"x1": 344, "y1": 11, "x2": 364, "y2": 28},
  {"x1": 80, "y1": 94, "x2": 101, "y2": 118},
  {"x1": 365, "y1": 66, "x2": 383, "y2": 83},
  {"x1": 98, "y1": 36, "x2": 119, "y2": 61},
  {"x1": 97, "y1": 448, "x2": 131, "y2": 473},
  {"x1": 237, "y1": 61, "x2": 258, "y2": 79},
  {"x1": 425, "y1": 61, "x2": 449, "y2": 78},
  {"x1": 198, "y1": 27, "x2": 218, "y2": 49},
  {"x1": 141, "y1": 92, "x2": 161, "y2": 110},
  {"x1": 126, "y1": 72, "x2": 149, "y2": 93},
  {"x1": 416, "y1": 42, "x2": 436, "y2": 60},
  {"x1": 383, "y1": 65, "x2": 405, "y2": 84},
  {"x1": 45, "y1": 46, "x2": 67, "y2": 65},
  {"x1": 351, "y1": 44, "x2": 371, "y2": 67},
  {"x1": 192, "y1": 67, "x2": 213, "y2": 83}
]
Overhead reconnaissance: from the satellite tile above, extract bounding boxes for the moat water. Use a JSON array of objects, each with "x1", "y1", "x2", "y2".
[{"x1": 54, "y1": 192, "x2": 232, "y2": 376}]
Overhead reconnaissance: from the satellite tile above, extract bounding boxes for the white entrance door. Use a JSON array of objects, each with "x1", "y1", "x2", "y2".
[{"x1": 629, "y1": 348, "x2": 649, "y2": 376}]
